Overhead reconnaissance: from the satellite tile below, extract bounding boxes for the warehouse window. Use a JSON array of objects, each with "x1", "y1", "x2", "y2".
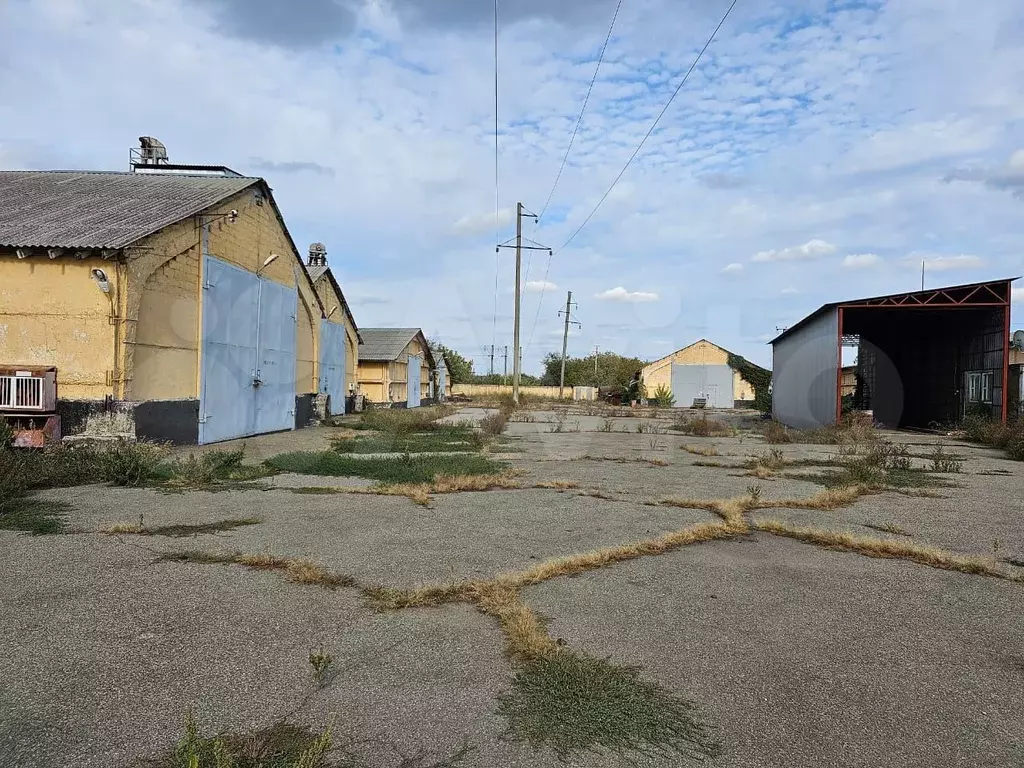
[{"x1": 967, "y1": 371, "x2": 994, "y2": 404}]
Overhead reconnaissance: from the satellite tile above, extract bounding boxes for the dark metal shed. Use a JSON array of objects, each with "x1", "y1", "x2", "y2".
[{"x1": 770, "y1": 278, "x2": 1016, "y2": 429}]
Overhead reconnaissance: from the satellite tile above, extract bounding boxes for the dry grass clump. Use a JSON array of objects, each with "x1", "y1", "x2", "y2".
[
  {"x1": 762, "y1": 417, "x2": 878, "y2": 446},
  {"x1": 578, "y1": 489, "x2": 616, "y2": 500},
  {"x1": 682, "y1": 444, "x2": 719, "y2": 457},
  {"x1": 475, "y1": 583, "x2": 558, "y2": 660},
  {"x1": 534, "y1": 480, "x2": 581, "y2": 490},
  {"x1": 756, "y1": 485, "x2": 870, "y2": 511},
  {"x1": 864, "y1": 522, "x2": 912, "y2": 537},
  {"x1": 479, "y1": 410, "x2": 510, "y2": 436},
  {"x1": 961, "y1": 415, "x2": 1024, "y2": 460},
  {"x1": 101, "y1": 517, "x2": 261, "y2": 537},
  {"x1": 671, "y1": 413, "x2": 734, "y2": 437},
  {"x1": 660, "y1": 495, "x2": 754, "y2": 529},
  {"x1": 507, "y1": 523, "x2": 735, "y2": 587},
  {"x1": 157, "y1": 550, "x2": 354, "y2": 589},
  {"x1": 753, "y1": 519, "x2": 1022, "y2": 581}
]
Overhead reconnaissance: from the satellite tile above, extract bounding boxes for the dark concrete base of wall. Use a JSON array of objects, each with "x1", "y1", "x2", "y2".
[
  {"x1": 134, "y1": 400, "x2": 199, "y2": 445},
  {"x1": 734, "y1": 400, "x2": 756, "y2": 409},
  {"x1": 57, "y1": 398, "x2": 199, "y2": 445},
  {"x1": 295, "y1": 393, "x2": 316, "y2": 429}
]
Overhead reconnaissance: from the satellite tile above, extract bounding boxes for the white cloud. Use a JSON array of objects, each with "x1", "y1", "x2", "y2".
[
  {"x1": 907, "y1": 253, "x2": 986, "y2": 271},
  {"x1": 594, "y1": 287, "x2": 659, "y2": 303},
  {"x1": 752, "y1": 239, "x2": 837, "y2": 263},
  {"x1": 525, "y1": 280, "x2": 557, "y2": 293},
  {"x1": 1013, "y1": 286, "x2": 1024, "y2": 304},
  {"x1": 722, "y1": 262, "x2": 744, "y2": 274},
  {"x1": 780, "y1": 286, "x2": 799, "y2": 294},
  {"x1": 843, "y1": 253, "x2": 881, "y2": 269},
  {"x1": 452, "y1": 207, "x2": 515, "y2": 235}
]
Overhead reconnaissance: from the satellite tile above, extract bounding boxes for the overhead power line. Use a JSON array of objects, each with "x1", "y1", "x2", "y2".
[
  {"x1": 525, "y1": 0, "x2": 738, "y2": 355},
  {"x1": 523, "y1": 0, "x2": 625, "y2": 351},
  {"x1": 537, "y1": 0, "x2": 623, "y2": 226},
  {"x1": 555, "y1": 0, "x2": 739, "y2": 255},
  {"x1": 490, "y1": 0, "x2": 501, "y2": 354}
]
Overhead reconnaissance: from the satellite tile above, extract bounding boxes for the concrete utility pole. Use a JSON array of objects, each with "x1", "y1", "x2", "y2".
[
  {"x1": 594, "y1": 345, "x2": 600, "y2": 378},
  {"x1": 496, "y1": 203, "x2": 550, "y2": 404},
  {"x1": 482, "y1": 345, "x2": 496, "y2": 376},
  {"x1": 558, "y1": 291, "x2": 580, "y2": 399}
]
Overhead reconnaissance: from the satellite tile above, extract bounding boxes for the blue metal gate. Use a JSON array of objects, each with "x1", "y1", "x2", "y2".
[
  {"x1": 254, "y1": 278, "x2": 297, "y2": 434},
  {"x1": 407, "y1": 355, "x2": 421, "y2": 408},
  {"x1": 319, "y1": 319, "x2": 347, "y2": 415},
  {"x1": 200, "y1": 255, "x2": 297, "y2": 443},
  {"x1": 670, "y1": 364, "x2": 734, "y2": 409}
]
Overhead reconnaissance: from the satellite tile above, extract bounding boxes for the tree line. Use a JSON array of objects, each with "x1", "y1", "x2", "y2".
[{"x1": 430, "y1": 340, "x2": 645, "y2": 391}]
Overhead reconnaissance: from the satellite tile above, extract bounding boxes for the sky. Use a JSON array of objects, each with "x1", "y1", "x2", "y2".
[{"x1": 2, "y1": 0, "x2": 1023, "y2": 374}]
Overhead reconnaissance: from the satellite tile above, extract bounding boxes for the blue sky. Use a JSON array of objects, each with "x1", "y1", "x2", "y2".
[{"x1": 2, "y1": 0, "x2": 1023, "y2": 373}]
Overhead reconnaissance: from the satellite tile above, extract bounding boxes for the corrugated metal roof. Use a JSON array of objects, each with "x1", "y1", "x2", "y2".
[
  {"x1": 359, "y1": 328, "x2": 425, "y2": 362},
  {"x1": 770, "y1": 277, "x2": 1019, "y2": 344},
  {"x1": 307, "y1": 265, "x2": 328, "y2": 282},
  {"x1": 0, "y1": 170, "x2": 258, "y2": 249}
]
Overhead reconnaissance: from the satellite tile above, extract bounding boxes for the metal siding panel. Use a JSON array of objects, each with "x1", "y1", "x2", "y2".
[
  {"x1": 254, "y1": 280, "x2": 297, "y2": 434},
  {"x1": 199, "y1": 256, "x2": 258, "y2": 444},
  {"x1": 670, "y1": 364, "x2": 733, "y2": 408},
  {"x1": 407, "y1": 355, "x2": 421, "y2": 407},
  {"x1": 319, "y1": 320, "x2": 347, "y2": 415},
  {"x1": 772, "y1": 309, "x2": 839, "y2": 429}
]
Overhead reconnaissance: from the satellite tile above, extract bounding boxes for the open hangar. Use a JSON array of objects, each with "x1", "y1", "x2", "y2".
[{"x1": 770, "y1": 278, "x2": 1016, "y2": 430}]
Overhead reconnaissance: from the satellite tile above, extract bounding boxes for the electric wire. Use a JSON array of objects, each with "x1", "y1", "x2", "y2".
[{"x1": 524, "y1": 0, "x2": 739, "y2": 355}]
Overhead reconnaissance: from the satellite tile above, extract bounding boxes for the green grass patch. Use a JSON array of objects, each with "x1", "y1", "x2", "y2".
[
  {"x1": 331, "y1": 425, "x2": 481, "y2": 454},
  {"x1": 498, "y1": 651, "x2": 720, "y2": 761},
  {"x1": 140, "y1": 712, "x2": 334, "y2": 768},
  {"x1": 0, "y1": 498, "x2": 70, "y2": 535},
  {"x1": 266, "y1": 452, "x2": 505, "y2": 483},
  {"x1": 151, "y1": 448, "x2": 277, "y2": 489}
]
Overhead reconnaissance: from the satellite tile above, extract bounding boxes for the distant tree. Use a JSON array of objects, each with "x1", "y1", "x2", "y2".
[
  {"x1": 540, "y1": 351, "x2": 648, "y2": 391},
  {"x1": 429, "y1": 341, "x2": 474, "y2": 384},
  {"x1": 471, "y1": 372, "x2": 543, "y2": 386}
]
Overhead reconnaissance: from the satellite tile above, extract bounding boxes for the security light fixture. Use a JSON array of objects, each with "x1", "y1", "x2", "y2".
[
  {"x1": 91, "y1": 268, "x2": 111, "y2": 294},
  {"x1": 228, "y1": 209, "x2": 239, "y2": 222},
  {"x1": 15, "y1": 249, "x2": 27, "y2": 259}
]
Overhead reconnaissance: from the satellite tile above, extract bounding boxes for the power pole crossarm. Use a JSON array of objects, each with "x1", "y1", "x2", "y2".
[{"x1": 497, "y1": 202, "x2": 548, "y2": 405}]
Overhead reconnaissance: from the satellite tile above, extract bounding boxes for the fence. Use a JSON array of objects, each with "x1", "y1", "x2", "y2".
[{"x1": 449, "y1": 384, "x2": 597, "y2": 401}]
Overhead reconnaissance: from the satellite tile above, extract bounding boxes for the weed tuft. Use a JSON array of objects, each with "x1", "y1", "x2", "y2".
[
  {"x1": 158, "y1": 550, "x2": 355, "y2": 590},
  {"x1": 682, "y1": 444, "x2": 718, "y2": 457},
  {"x1": 671, "y1": 413, "x2": 733, "y2": 437},
  {"x1": 863, "y1": 522, "x2": 911, "y2": 537},
  {"x1": 928, "y1": 443, "x2": 963, "y2": 473},
  {"x1": 498, "y1": 650, "x2": 720, "y2": 761},
  {"x1": 102, "y1": 517, "x2": 260, "y2": 538},
  {"x1": 308, "y1": 646, "x2": 334, "y2": 687}
]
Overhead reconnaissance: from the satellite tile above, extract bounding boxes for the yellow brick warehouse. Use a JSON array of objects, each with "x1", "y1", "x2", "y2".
[{"x1": 0, "y1": 165, "x2": 355, "y2": 443}]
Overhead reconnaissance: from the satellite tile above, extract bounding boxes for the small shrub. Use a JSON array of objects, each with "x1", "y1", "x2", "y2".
[
  {"x1": 672, "y1": 413, "x2": 732, "y2": 437},
  {"x1": 746, "y1": 484, "x2": 762, "y2": 503},
  {"x1": 761, "y1": 421, "x2": 792, "y2": 444},
  {"x1": 928, "y1": 443, "x2": 963, "y2": 473},
  {"x1": 636, "y1": 421, "x2": 663, "y2": 434},
  {"x1": 650, "y1": 384, "x2": 675, "y2": 408},
  {"x1": 0, "y1": 419, "x2": 13, "y2": 449},
  {"x1": 598, "y1": 418, "x2": 614, "y2": 433},
  {"x1": 479, "y1": 411, "x2": 508, "y2": 436},
  {"x1": 100, "y1": 440, "x2": 167, "y2": 487}
]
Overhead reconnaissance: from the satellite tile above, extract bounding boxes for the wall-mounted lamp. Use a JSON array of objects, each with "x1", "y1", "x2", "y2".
[
  {"x1": 257, "y1": 253, "x2": 279, "y2": 275},
  {"x1": 228, "y1": 209, "x2": 239, "y2": 223},
  {"x1": 91, "y1": 268, "x2": 111, "y2": 294},
  {"x1": 326, "y1": 305, "x2": 338, "y2": 320},
  {"x1": 15, "y1": 249, "x2": 28, "y2": 260}
]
